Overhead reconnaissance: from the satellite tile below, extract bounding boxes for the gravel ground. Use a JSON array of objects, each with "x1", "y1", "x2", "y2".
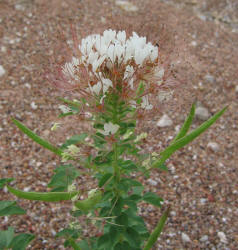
[{"x1": 0, "y1": 0, "x2": 238, "y2": 249}]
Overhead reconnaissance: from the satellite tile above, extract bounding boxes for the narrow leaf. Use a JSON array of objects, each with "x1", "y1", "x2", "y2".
[
  {"x1": 58, "y1": 97, "x2": 81, "y2": 108},
  {"x1": 0, "y1": 227, "x2": 14, "y2": 249},
  {"x1": 0, "y1": 201, "x2": 26, "y2": 216},
  {"x1": 60, "y1": 134, "x2": 88, "y2": 150},
  {"x1": 7, "y1": 185, "x2": 78, "y2": 202},
  {"x1": 143, "y1": 207, "x2": 170, "y2": 250},
  {"x1": 143, "y1": 192, "x2": 163, "y2": 207},
  {"x1": 172, "y1": 103, "x2": 195, "y2": 142},
  {"x1": 0, "y1": 178, "x2": 14, "y2": 188},
  {"x1": 12, "y1": 118, "x2": 63, "y2": 156},
  {"x1": 153, "y1": 106, "x2": 227, "y2": 168},
  {"x1": 124, "y1": 227, "x2": 141, "y2": 247},
  {"x1": 98, "y1": 173, "x2": 113, "y2": 187},
  {"x1": 48, "y1": 164, "x2": 80, "y2": 191},
  {"x1": 9, "y1": 233, "x2": 35, "y2": 250}
]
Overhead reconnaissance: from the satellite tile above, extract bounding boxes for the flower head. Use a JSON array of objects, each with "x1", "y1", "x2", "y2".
[
  {"x1": 48, "y1": 29, "x2": 175, "y2": 115},
  {"x1": 100, "y1": 122, "x2": 120, "y2": 136},
  {"x1": 61, "y1": 144, "x2": 80, "y2": 162}
]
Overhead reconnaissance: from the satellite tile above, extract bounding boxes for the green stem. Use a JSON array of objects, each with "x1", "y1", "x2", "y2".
[
  {"x1": 143, "y1": 207, "x2": 170, "y2": 250},
  {"x1": 113, "y1": 142, "x2": 120, "y2": 184}
]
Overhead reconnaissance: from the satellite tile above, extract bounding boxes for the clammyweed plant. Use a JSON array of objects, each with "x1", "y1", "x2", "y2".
[{"x1": 0, "y1": 29, "x2": 227, "y2": 250}]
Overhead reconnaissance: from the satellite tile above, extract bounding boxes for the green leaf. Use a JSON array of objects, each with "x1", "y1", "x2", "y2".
[
  {"x1": 56, "y1": 228, "x2": 80, "y2": 239},
  {"x1": 9, "y1": 233, "x2": 35, "y2": 250},
  {"x1": 48, "y1": 164, "x2": 80, "y2": 191},
  {"x1": 97, "y1": 233, "x2": 111, "y2": 249},
  {"x1": 0, "y1": 227, "x2": 14, "y2": 249},
  {"x1": 153, "y1": 106, "x2": 227, "y2": 168},
  {"x1": 98, "y1": 173, "x2": 113, "y2": 187},
  {"x1": 0, "y1": 178, "x2": 14, "y2": 189},
  {"x1": 157, "y1": 164, "x2": 168, "y2": 171},
  {"x1": 0, "y1": 201, "x2": 26, "y2": 216},
  {"x1": 7, "y1": 185, "x2": 78, "y2": 202},
  {"x1": 143, "y1": 207, "x2": 170, "y2": 250},
  {"x1": 119, "y1": 160, "x2": 137, "y2": 171},
  {"x1": 124, "y1": 227, "x2": 141, "y2": 247},
  {"x1": 58, "y1": 111, "x2": 75, "y2": 118},
  {"x1": 115, "y1": 212, "x2": 128, "y2": 227},
  {"x1": 172, "y1": 103, "x2": 195, "y2": 142},
  {"x1": 60, "y1": 134, "x2": 88, "y2": 150},
  {"x1": 136, "y1": 81, "x2": 145, "y2": 97},
  {"x1": 78, "y1": 240, "x2": 90, "y2": 250},
  {"x1": 111, "y1": 196, "x2": 124, "y2": 215},
  {"x1": 143, "y1": 192, "x2": 163, "y2": 207},
  {"x1": 114, "y1": 241, "x2": 131, "y2": 250},
  {"x1": 58, "y1": 97, "x2": 81, "y2": 108},
  {"x1": 12, "y1": 118, "x2": 63, "y2": 156},
  {"x1": 67, "y1": 238, "x2": 82, "y2": 250}
]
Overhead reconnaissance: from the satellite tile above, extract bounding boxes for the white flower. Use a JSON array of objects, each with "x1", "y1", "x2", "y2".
[
  {"x1": 154, "y1": 68, "x2": 165, "y2": 83},
  {"x1": 67, "y1": 183, "x2": 77, "y2": 192},
  {"x1": 88, "y1": 188, "x2": 98, "y2": 198},
  {"x1": 91, "y1": 82, "x2": 102, "y2": 95},
  {"x1": 78, "y1": 30, "x2": 158, "y2": 71},
  {"x1": 62, "y1": 30, "x2": 160, "y2": 96},
  {"x1": 135, "y1": 132, "x2": 148, "y2": 143},
  {"x1": 123, "y1": 65, "x2": 134, "y2": 80},
  {"x1": 51, "y1": 122, "x2": 60, "y2": 131},
  {"x1": 117, "y1": 30, "x2": 126, "y2": 44},
  {"x1": 129, "y1": 100, "x2": 137, "y2": 108},
  {"x1": 61, "y1": 144, "x2": 80, "y2": 162},
  {"x1": 100, "y1": 122, "x2": 120, "y2": 136},
  {"x1": 59, "y1": 105, "x2": 72, "y2": 113},
  {"x1": 67, "y1": 145, "x2": 80, "y2": 155},
  {"x1": 123, "y1": 130, "x2": 133, "y2": 140},
  {"x1": 141, "y1": 95, "x2": 153, "y2": 110},
  {"x1": 101, "y1": 78, "x2": 113, "y2": 93},
  {"x1": 62, "y1": 57, "x2": 80, "y2": 80}
]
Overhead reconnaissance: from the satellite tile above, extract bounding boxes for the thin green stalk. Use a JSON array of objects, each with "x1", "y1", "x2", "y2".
[
  {"x1": 113, "y1": 142, "x2": 120, "y2": 184},
  {"x1": 143, "y1": 207, "x2": 170, "y2": 250}
]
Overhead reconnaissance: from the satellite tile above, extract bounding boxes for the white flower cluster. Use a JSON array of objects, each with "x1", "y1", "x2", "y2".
[
  {"x1": 62, "y1": 30, "x2": 160, "y2": 110},
  {"x1": 79, "y1": 30, "x2": 158, "y2": 69},
  {"x1": 100, "y1": 122, "x2": 120, "y2": 136},
  {"x1": 61, "y1": 144, "x2": 80, "y2": 162}
]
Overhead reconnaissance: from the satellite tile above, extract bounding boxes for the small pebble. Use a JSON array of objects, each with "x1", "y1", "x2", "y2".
[
  {"x1": 207, "y1": 142, "x2": 220, "y2": 152},
  {"x1": 24, "y1": 187, "x2": 31, "y2": 192},
  {"x1": 1, "y1": 46, "x2": 6, "y2": 53},
  {"x1": 195, "y1": 106, "x2": 210, "y2": 120},
  {"x1": 200, "y1": 198, "x2": 207, "y2": 205},
  {"x1": 200, "y1": 235, "x2": 209, "y2": 242},
  {"x1": 218, "y1": 231, "x2": 228, "y2": 244},
  {"x1": 0, "y1": 65, "x2": 6, "y2": 77},
  {"x1": 31, "y1": 102, "x2": 38, "y2": 110},
  {"x1": 181, "y1": 232, "x2": 191, "y2": 243},
  {"x1": 115, "y1": 1, "x2": 138, "y2": 12},
  {"x1": 170, "y1": 211, "x2": 176, "y2": 216},
  {"x1": 15, "y1": 4, "x2": 25, "y2": 11},
  {"x1": 147, "y1": 179, "x2": 158, "y2": 186},
  {"x1": 24, "y1": 83, "x2": 31, "y2": 89},
  {"x1": 235, "y1": 85, "x2": 238, "y2": 93},
  {"x1": 191, "y1": 41, "x2": 197, "y2": 46},
  {"x1": 157, "y1": 114, "x2": 173, "y2": 127},
  {"x1": 204, "y1": 74, "x2": 215, "y2": 83},
  {"x1": 101, "y1": 16, "x2": 106, "y2": 23}
]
